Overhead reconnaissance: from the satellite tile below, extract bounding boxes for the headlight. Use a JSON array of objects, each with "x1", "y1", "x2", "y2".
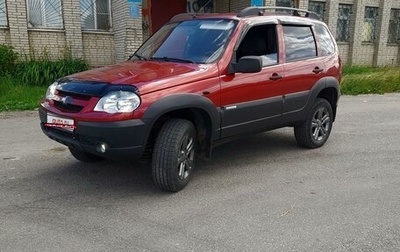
[
  {"x1": 46, "y1": 82, "x2": 58, "y2": 99},
  {"x1": 94, "y1": 91, "x2": 141, "y2": 114}
]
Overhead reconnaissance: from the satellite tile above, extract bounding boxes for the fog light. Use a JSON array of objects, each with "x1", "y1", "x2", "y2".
[{"x1": 97, "y1": 143, "x2": 108, "y2": 153}]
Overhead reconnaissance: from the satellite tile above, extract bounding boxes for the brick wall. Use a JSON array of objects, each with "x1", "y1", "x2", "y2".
[
  {"x1": 0, "y1": 29, "x2": 10, "y2": 45},
  {"x1": 0, "y1": 0, "x2": 399, "y2": 66},
  {"x1": 112, "y1": 0, "x2": 143, "y2": 62},
  {"x1": 82, "y1": 33, "x2": 115, "y2": 67},
  {"x1": 28, "y1": 31, "x2": 66, "y2": 60},
  {"x1": 0, "y1": 0, "x2": 143, "y2": 67},
  {"x1": 62, "y1": 0, "x2": 84, "y2": 59},
  {"x1": 6, "y1": 0, "x2": 29, "y2": 55},
  {"x1": 338, "y1": 44, "x2": 350, "y2": 65}
]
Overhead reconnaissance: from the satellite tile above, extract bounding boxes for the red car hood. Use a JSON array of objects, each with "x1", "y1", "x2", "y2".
[{"x1": 68, "y1": 61, "x2": 217, "y2": 94}]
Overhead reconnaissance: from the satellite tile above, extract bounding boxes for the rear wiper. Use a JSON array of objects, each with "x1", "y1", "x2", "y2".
[
  {"x1": 131, "y1": 53, "x2": 148, "y2": 61},
  {"x1": 150, "y1": 57, "x2": 195, "y2": 64}
]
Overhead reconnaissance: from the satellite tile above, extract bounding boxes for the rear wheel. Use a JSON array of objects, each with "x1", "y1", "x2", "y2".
[
  {"x1": 68, "y1": 147, "x2": 103, "y2": 162},
  {"x1": 294, "y1": 98, "x2": 333, "y2": 149},
  {"x1": 152, "y1": 119, "x2": 196, "y2": 192}
]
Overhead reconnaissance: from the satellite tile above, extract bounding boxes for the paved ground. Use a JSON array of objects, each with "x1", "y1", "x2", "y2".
[{"x1": 1, "y1": 94, "x2": 400, "y2": 252}]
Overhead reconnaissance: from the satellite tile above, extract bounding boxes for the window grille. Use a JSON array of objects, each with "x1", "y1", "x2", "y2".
[
  {"x1": 0, "y1": 0, "x2": 7, "y2": 26},
  {"x1": 362, "y1": 7, "x2": 378, "y2": 43},
  {"x1": 388, "y1": 9, "x2": 400, "y2": 44},
  {"x1": 80, "y1": 0, "x2": 111, "y2": 30},
  {"x1": 276, "y1": 0, "x2": 294, "y2": 8},
  {"x1": 27, "y1": 0, "x2": 63, "y2": 29},
  {"x1": 336, "y1": 4, "x2": 352, "y2": 42},
  {"x1": 308, "y1": 1, "x2": 325, "y2": 21}
]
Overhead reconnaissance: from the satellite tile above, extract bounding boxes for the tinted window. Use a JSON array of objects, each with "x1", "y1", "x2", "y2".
[
  {"x1": 135, "y1": 19, "x2": 237, "y2": 64},
  {"x1": 237, "y1": 25, "x2": 278, "y2": 67},
  {"x1": 315, "y1": 24, "x2": 335, "y2": 56},
  {"x1": 283, "y1": 26, "x2": 317, "y2": 61}
]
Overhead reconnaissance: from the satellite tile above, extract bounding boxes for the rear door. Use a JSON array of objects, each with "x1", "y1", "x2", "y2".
[{"x1": 280, "y1": 25, "x2": 326, "y2": 119}]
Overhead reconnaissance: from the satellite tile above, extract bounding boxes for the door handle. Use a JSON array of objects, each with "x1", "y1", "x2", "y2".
[
  {"x1": 313, "y1": 67, "x2": 324, "y2": 74},
  {"x1": 269, "y1": 73, "x2": 283, "y2": 80}
]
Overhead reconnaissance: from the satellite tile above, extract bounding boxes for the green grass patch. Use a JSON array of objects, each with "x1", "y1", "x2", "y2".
[
  {"x1": 0, "y1": 45, "x2": 89, "y2": 112},
  {"x1": 341, "y1": 66, "x2": 400, "y2": 95},
  {"x1": 0, "y1": 75, "x2": 46, "y2": 111}
]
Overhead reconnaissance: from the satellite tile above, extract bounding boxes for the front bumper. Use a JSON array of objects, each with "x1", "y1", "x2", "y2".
[{"x1": 39, "y1": 107, "x2": 147, "y2": 160}]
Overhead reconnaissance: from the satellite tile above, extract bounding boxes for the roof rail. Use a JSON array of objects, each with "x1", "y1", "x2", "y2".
[{"x1": 237, "y1": 6, "x2": 320, "y2": 20}]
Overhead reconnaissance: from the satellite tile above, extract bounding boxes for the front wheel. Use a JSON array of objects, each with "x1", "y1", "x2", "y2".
[
  {"x1": 152, "y1": 119, "x2": 196, "y2": 192},
  {"x1": 294, "y1": 98, "x2": 333, "y2": 149}
]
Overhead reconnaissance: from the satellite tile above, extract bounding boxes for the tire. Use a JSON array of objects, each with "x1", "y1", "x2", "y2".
[
  {"x1": 68, "y1": 147, "x2": 103, "y2": 162},
  {"x1": 152, "y1": 119, "x2": 196, "y2": 192},
  {"x1": 294, "y1": 98, "x2": 333, "y2": 149}
]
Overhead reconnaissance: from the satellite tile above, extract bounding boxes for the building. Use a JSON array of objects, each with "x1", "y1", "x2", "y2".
[{"x1": 0, "y1": 0, "x2": 399, "y2": 67}]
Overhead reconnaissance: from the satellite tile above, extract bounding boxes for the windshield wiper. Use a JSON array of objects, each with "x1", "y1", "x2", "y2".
[
  {"x1": 131, "y1": 53, "x2": 148, "y2": 61},
  {"x1": 150, "y1": 57, "x2": 195, "y2": 64}
]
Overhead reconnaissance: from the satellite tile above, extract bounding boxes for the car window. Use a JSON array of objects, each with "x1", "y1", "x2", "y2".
[
  {"x1": 236, "y1": 24, "x2": 278, "y2": 67},
  {"x1": 134, "y1": 19, "x2": 237, "y2": 64},
  {"x1": 314, "y1": 23, "x2": 335, "y2": 56},
  {"x1": 283, "y1": 25, "x2": 317, "y2": 61}
]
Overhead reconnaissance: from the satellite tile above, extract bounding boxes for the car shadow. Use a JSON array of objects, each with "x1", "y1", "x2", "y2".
[{"x1": 28, "y1": 128, "x2": 300, "y2": 199}]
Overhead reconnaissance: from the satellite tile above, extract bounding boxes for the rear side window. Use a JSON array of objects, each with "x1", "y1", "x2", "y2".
[
  {"x1": 315, "y1": 23, "x2": 335, "y2": 56},
  {"x1": 283, "y1": 26, "x2": 317, "y2": 61}
]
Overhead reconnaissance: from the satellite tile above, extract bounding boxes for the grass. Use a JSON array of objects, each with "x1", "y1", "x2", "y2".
[
  {"x1": 0, "y1": 65, "x2": 399, "y2": 112},
  {"x1": 341, "y1": 66, "x2": 400, "y2": 95},
  {"x1": 0, "y1": 75, "x2": 46, "y2": 111}
]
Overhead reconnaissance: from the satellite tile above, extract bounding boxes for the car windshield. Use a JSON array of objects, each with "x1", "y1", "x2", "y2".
[{"x1": 133, "y1": 19, "x2": 237, "y2": 64}]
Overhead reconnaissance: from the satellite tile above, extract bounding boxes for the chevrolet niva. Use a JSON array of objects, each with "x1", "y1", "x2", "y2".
[{"x1": 39, "y1": 7, "x2": 341, "y2": 192}]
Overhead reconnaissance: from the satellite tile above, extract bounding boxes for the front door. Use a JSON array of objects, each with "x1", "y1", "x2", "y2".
[{"x1": 220, "y1": 24, "x2": 284, "y2": 138}]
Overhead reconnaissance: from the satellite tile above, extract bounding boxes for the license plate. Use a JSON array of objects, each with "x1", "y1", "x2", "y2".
[{"x1": 46, "y1": 114, "x2": 75, "y2": 132}]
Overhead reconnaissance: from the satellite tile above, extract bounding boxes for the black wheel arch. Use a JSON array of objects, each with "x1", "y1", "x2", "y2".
[
  {"x1": 141, "y1": 94, "x2": 221, "y2": 160},
  {"x1": 308, "y1": 76, "x2": 340, "y2": 122}
]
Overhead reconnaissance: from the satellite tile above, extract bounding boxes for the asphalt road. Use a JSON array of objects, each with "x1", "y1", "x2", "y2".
[{"x1": 1, "y1": 94, "x2": 400, "y2": 252}]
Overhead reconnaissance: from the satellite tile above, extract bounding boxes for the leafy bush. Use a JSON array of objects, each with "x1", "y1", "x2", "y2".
[
  {"x1": 14, "y1": 47, "x2": 89, "y2": 86},
  {"x1": 0, "y1": 44, "x2": 18, "y2": 76},
  {"x1": 16, "y1": 58, "x2": 89, "y2": 86}
]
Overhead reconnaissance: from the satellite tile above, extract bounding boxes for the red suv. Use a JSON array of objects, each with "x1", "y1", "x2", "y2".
[{"x1": 39, "y1": 7, "x2": 341, "y2": 192}]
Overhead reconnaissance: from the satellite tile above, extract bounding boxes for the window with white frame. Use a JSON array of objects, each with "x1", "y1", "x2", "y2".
[
  {"x1": 80, "y1": 0, "x2": 111, "y2": 31},
  {"x1": 362, "y1": 6, "x2": 378, "y2": 43},
  {"x1": 388, "y1": 9, "x2": 400, "y2": 44},
  {"x1": 336, "y1": 4, "x2": 352, "y2": 42},
  {"x1": 27, "y1": 0, "x2": 63, "y2": 29},
  {"x1": 0, "y1": 0, "x2": 8, "y2": 26},
  {"x1": 308, "y1": 1, "x2": 325, "y2": 21}
]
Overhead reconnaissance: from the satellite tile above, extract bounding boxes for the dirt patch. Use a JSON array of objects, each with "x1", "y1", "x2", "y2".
[{"x1": 0, "y1": 109, "x2": 39, "y2": 119}]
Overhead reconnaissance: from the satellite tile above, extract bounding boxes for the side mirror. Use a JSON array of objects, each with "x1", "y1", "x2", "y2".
[{"x1": 235, "y1": 56, "x2": 262, "y2": 73}]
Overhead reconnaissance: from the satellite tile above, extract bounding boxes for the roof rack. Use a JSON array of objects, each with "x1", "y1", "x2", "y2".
[{"x1": 237, "y1": 6, "x2": 320, "y2": 20}]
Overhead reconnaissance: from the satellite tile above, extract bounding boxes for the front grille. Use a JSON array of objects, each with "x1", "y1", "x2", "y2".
[
  {"x1": 52, "y1": 89, "x2": 92, "y2": 113},
  {"x1": 54, "y1": 101, "x2": 84, "y2": 113}
]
